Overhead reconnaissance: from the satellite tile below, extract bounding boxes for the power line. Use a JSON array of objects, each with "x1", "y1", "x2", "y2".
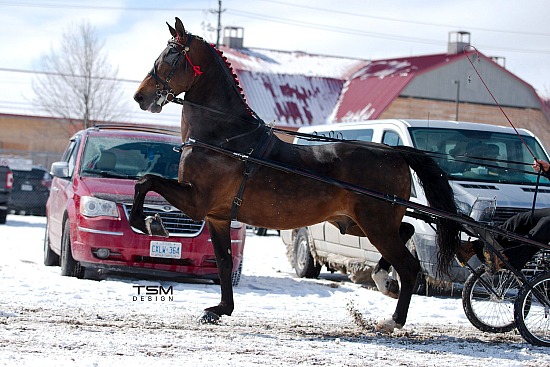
[
  {"x1": 258, "y1": 0, "x2": 550, "y2": 38},
  {"x1": 225, "y1": 9, "x2": 550, "y2": 55},
  {"x1": 0, "y1": 67, "x2": 141, "y2": 83},
  {"x1": 0, "y1": 1, "x2": 204, "y2": 12},
  {"x1": 2, "y1": 1, "x2": 548, "y2": 55}
]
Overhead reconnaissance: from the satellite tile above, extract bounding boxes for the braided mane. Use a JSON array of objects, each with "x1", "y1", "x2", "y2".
[{"x1": 209, "y1": 43, "x2": 263, "y2": 122}]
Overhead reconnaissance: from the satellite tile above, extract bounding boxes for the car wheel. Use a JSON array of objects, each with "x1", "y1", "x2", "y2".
[
  {"x1": 43, "y1": 222, "x2": 60, "y2": 266},
  {"x1": 60, "y1": 220, "x2": 84, "y2": 278},
  {"x1": 406, "y1": 237, "x2": 427, "y2": 295},
  {"x1": 254, "y1": 227, "x2": 267, "y2": 236},
  {"x1": 293, "y1": 228, "x2": 321, "y2": 278},
  {"x1": 0, "y1": 209, "x2": 7, "y2": 224},
  {"x1": 232, "y1": 259, "x2": 243, "y2": 287}
]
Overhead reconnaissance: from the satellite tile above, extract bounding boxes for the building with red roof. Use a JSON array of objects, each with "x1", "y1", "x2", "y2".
[{"x1": 220, "y1": 30, "x2": 550, "y2": 148}]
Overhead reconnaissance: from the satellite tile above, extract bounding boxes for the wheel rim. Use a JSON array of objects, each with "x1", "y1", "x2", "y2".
[
  {"x1": 43, "y1": 224, "x2": 49, "y2": 257},
  {"x1": 469, "y1": 269, "x2": 518, "y2": 328},
  {"x1": 519, "y1": 276, "x2": 550, "y2": 345},
  {"x1": 295, "y1": 236, "x2": 309, "y2": 271}
]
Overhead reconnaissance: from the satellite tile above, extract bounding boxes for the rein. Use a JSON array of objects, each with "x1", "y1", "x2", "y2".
[
  {"x1": 465, "y1": 46, "x2": 543, "y2": 213},
  {"x1": 149, "y1": 33, "x2": 203, "y2": 108}
]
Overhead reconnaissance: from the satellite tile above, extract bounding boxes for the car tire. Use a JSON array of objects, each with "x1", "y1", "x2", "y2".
[
  {"x1": 43, "y1": 222, "x2": 60, "y2": 266},
  {"x1": 293, "y1": 228, "x2": 321, "y2": 278},
  {"x1": 0, "y1": 208, "x2": 7, "y2": 224},
  {"x1": 254, "y1": 227, "x2": 267, "y2": 236},
  {"x1": 232, "y1": 259, "x2": 243, "y2": 287},
  {"x1": 60, "y1": 220, "x2": 84, "y2": 278},
  {"x1": 406, "y1": 237, "x2": 427, "y2": 295}
]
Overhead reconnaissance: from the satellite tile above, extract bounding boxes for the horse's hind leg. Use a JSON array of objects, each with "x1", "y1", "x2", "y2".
[
  {"x1": 372, "y1": 223, "x2": 415, "y2": 298},
  {"x1": 199, "y1": 217, "x2": 235, "y2": 324},
  {"x1": 364, "y1": 226, "x2": 420, "y2": 332}
]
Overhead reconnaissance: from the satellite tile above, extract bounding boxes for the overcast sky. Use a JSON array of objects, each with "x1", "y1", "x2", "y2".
[{"x1": 0, "y1": 0, "x2": 548, "y2": 123}]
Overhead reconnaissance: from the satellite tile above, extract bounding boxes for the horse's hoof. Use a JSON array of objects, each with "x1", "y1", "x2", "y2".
[
  {"x1": 145, "y1": 214, "x2": 169, "y2": 237},
  {"x1": 198, "y1": 311, "x2": 220, "y2": 324},
  {"x1": 375, "y1": 318, "x2": 402, "y2": 333}
]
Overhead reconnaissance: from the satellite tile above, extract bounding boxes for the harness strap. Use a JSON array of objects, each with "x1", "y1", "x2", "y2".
[{"x1": 230, "y1": 130, "x2": 274, "y2": 220}]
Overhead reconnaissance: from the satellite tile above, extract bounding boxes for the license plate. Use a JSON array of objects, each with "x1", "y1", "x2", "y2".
[
  {"x1": 150, "y1": 241, "x2": 182, "y2": 259},
  {"x1": 21, "y1": 184, "x2": 33, "y2": 191}
]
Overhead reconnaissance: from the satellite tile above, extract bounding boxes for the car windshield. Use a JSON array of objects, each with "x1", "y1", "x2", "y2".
[
  {"x1": 80, "y1": 135, "x2": 181, "y2": 180},
  {"x1": 409, "y1": 127, "x2": 550, "y2": 185}
]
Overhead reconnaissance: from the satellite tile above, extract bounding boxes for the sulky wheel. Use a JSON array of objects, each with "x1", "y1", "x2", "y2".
[
  {"x1": 514, "y1": 272, "x2": 550, "y2": 347},
  {"x1": 462, "y1": 265, "x2": 519, "y2": 333}
]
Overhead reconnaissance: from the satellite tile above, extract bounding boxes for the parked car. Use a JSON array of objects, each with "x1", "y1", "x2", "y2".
[
  {"x1": 281, "y1": 119, "x2": 550, "y2": 287},
  {"x1": 0, "y1": 164, "x2": 13, "y2": 224},
  {"x1": 9, "y1": 166, "x2": 52, "y2": 216},
  {"x1": 44, "y1": 125, "x2": 246, "y2": 283}
]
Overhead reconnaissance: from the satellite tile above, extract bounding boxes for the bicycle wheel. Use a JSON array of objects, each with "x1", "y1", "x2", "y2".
[
  {"x1": 514, "y1": 272, "x2": 550, "y2": 347},
  {"x1": 462, "y1": 265, "x2": 519, "y2": 333}
]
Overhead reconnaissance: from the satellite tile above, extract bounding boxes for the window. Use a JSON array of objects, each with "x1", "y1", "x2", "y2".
[
  {"x1": 61, "y1": 137, "x2": 79, "y2": 178},
  {"x1": 296, "y1": 128, "x2": 374, "y2": 145},
  {"x1": 409, "y1": 127, "x2": 549, "y2": 185},
  {"x1": 80, "y1": 136, "x2": 181, "y2": 179},
  {"x1": 382, "y1": 130, "x2": 402, "y2": 146}
]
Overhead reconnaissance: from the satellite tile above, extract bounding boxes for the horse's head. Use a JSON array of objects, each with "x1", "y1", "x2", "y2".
[{"x1": 134, "y1": 17, "x2": 204, "y2": 113}]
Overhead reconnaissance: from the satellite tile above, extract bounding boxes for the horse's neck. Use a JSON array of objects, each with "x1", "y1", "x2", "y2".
[{"x1": 183, "y1": 56, "x2": 261, "y2": 143}]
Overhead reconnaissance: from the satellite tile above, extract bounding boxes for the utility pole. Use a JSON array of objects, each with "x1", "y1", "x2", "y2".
[
  {"x1": 453, "y1": 80, "x2": 460, "y2": 121},
  {"x1": 213, "y1": 0, "x2": 225, "y2": 48}
]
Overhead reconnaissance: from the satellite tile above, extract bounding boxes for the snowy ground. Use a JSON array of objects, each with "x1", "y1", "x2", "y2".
[{"x1": 0, "y1": 215, "x2": 549, "y2": 367}]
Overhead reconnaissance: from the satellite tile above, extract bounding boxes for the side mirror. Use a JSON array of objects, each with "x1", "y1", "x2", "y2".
[{"x1": 50, "y1": 162, "x2": 70, "y2": 179}]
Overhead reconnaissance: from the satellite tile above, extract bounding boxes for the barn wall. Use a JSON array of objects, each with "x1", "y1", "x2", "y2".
[
  {"x1": 0, "y1": 114, "x2": 77, "y2": 168},
  {"x1": 380, "y1": 97, "x2": 550, "y2": 150},
  {"x1": 402, "y1": 57, "x2": 541, "y2": 109}
]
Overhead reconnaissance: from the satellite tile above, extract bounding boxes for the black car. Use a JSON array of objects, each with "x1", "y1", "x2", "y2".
[
  {"x1": 10, "y1": 167, "x2": 52, "y2": 216},
  {"x1": 0, "y1": 165, "x2": 13, "y2": 224}
]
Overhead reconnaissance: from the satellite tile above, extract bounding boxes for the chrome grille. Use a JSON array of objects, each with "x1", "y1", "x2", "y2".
[
  {"x1": 492, "y1": 207, "x2": 529, "y2": 226},
  {"x1": 123, "y1": 203, "x2": 204, "y2": 237}
]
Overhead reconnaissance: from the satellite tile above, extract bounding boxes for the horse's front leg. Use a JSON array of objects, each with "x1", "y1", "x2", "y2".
[
  {"x1": 129, "y1": 174, "x2": 191, "y2": 237},
  {"x1": 199, "y1": 217, "x2": 234, "y2": 324},
  {"x1": 129, "y1": 175, "x2": 155, "y2": 234}
]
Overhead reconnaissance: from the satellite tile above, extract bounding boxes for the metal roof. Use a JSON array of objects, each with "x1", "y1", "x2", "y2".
[
  {"x1": 333, "y1": 53, "x2": 467, "y2": 121},
  {"x1": 219, "y1": 46, "x2": 363, "y2": 126}
]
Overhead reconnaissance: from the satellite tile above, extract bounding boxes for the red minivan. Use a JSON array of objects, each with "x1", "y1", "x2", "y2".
[{"x1": 44, "y1": 125, "x2": 246, "y2": 284}]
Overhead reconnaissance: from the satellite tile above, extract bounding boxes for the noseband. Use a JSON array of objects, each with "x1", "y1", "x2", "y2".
[{"x1": 149, "y1": 33, "x2": 203, "y2": 107}]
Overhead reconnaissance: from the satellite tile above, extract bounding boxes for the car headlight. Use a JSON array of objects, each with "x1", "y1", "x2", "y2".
[
  {"x1": 469, "y1": 198, "x2": 496, "y2": 223},
  {"x1": 80, "y1": 196, "x2": 119, "y2": 218}
]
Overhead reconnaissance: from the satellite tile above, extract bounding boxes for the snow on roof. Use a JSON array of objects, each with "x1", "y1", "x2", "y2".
[
  {"x1": 218, "y1": 46, "x2": 365, "y2": 79},
  {"x1": 334, "y1": 52, "x2": 468, "y2": 121},
  {"x1": 220, "y1": 46, "x2": 366, "y2": 126}
]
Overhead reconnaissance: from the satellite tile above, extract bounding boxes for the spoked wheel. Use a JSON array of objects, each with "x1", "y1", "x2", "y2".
[
  {"x1": 462, "y1": 265, "x2": 519, "y2": 333},
  {"x1": 514, "y1": 272, "x2": 550, "y2": 347}
]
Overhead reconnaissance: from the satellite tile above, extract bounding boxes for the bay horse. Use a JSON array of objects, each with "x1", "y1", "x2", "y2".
[{"x1": 130, "y1": 17, "x2": 461, "y2": 332}]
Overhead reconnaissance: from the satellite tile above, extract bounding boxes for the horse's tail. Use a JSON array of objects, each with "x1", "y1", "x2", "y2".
[{"x1": 397, "y1": 146, "x2": 461, "y2": 276}]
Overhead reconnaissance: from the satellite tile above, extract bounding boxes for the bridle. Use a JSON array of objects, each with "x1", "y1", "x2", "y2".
[{"x1": 148, "y1": 33, "x2": 203, "y2": 107}]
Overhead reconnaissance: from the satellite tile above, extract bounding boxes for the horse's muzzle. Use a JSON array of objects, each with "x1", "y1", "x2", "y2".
[{"x1": 134, "y1": 91, "x2": 162, "y2": 113}]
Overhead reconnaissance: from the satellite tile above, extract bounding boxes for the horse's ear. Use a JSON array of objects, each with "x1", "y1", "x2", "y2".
[
  {"x1": 167, "y1": 22, "x2": 177, "y2": 38},
  {"x1": 174, "y1": 17, "x2": 185, "y2": 37}
]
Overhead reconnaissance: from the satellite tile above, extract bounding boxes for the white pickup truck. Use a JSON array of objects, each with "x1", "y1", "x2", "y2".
[{"x1": 280, "y1": 119, "x2": 550, "y2": 288}]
